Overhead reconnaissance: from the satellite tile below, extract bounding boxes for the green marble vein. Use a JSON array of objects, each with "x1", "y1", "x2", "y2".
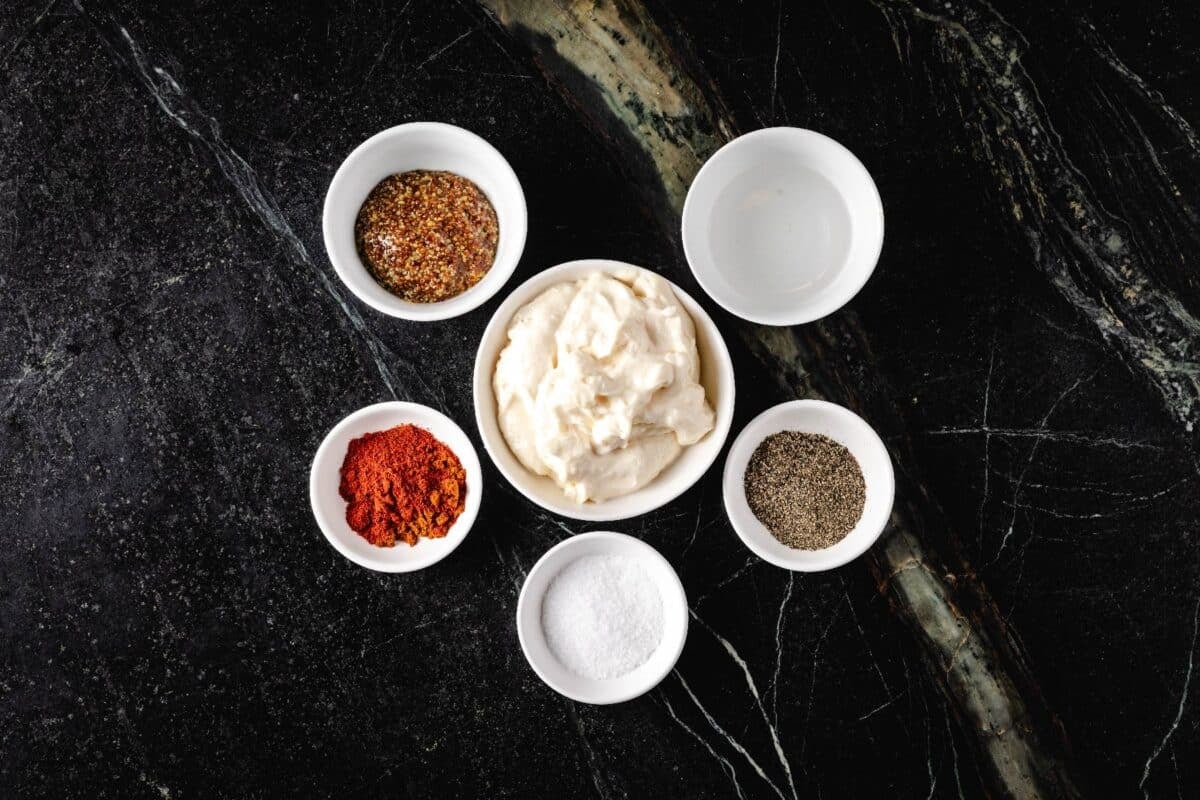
[
  {"x1": 875, "y1": 0, "x2": 1200, "y2": 444},
  {"x1": 479, "y1": 1, "x2": 1083, "y2": 797}
]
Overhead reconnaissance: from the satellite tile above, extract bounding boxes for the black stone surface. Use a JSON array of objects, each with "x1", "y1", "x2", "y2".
[{"x1": 2, "y1": 1, "x2": 1198, "y2": 797}]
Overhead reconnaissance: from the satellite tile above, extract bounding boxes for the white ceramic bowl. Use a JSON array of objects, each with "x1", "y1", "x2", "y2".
[
  {"x1": 517, "y1": 532, "x2": 688, "y2": 704},
  {"x1": 682, "y1": 127, "x2": 884, "y2": 326},
  {"x1": 310, "y1": 401, "x2": 482, "y2": 572},
  {"x1": 323, "y1": 122, "x2": 527, "y2": 321},
  {"x1": 473, "y1": 259, "x2": 735, "y2": 521},
  {"x1": 723, "y1": 399, "x2": 894, "y2": 571}
]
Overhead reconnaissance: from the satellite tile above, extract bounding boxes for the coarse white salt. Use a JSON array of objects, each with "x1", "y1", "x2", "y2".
[{"x1": 541, "y1": 554, "x2": 664, "y2": 680}]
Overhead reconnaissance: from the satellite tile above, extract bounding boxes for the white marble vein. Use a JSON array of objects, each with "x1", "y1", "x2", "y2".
[
  {"x1": 693, "y1": 556, "x2": 759, "y2": 605},
  {"x1": 659, "y1": 694, "x2": 747, "y2": 800},
  {"x1": 1140, "y1": 595, "x2": 1200, "y2": 798},
  {"x1": 841, "y1": 581, "x2": 905, "y2": 734},
  {"x1": 489, "y1": 538, "x2": 526, "y2": 595},
  {"x1": 993, "y1": 371, "x2": 1094, "y2": 561},
  {"x1": 768, "y1": 1, "x2": 783, "y2": 121},
  {"x1": 411, "y1": 25, "x2": 480, "y2": 73},
  {"x1": 0, "y1": 0, "x2": 58, "y2": 71},
  {"x1": 944, "y1": 707, "x2": 967, "y2": 800},
  {"x1": 876, "y1": 0, "x2": 1200, "y2": 439},
  {"x1": 919, "y1": 689, "x2": 938, "y2": 800},
  {"x1": 681, "y1": 485, "x2": 706, "y2": 563},
  {"x1": 674, "y1": 670, "x2": 789, "y2": 800},
  {"x1": 768, "y1": 573, "x2": 795, "y2": 727},
  {"x1": 798, "y1": 599, "x2": 843, "y2": 767},
  {"x1": 1081, "y1": 19, "x2": 1200, "y2": 162},
  {"x1": 978, "y1": 333, "x2": 998, "y2": 550},
  {"x1": 688, "y1": 609, "x2": 799, "y2": 799},
  {"x1": 564, "y1": 701, "x2": 627, "y2": 800},
  {"x1": 83, "y1": 7, "x2": 420, "y2": 404},
  {"x1": 926, "y1": 426, "x2": 1161, "y2": 450}
]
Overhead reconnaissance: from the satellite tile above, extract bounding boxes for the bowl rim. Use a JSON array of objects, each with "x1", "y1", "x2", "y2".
[
  {"x1": 722, "y1": 398, "x2": 895, "y2": 571},
  {"x1": 516, "y1": 531, "x2": 689, "y2": 704},
  {"x1": 322, "y1": 121, "x2": 527, "y2": 321},
  {"x1": 309, "y1": 400, "x2": 482, "y2": 572},
  {"x1": 472, "y1": 258, "x2": 735, "y2": 521},
  {"x1": 681, "y1": 126, "x2": 885, "y2": 326}
]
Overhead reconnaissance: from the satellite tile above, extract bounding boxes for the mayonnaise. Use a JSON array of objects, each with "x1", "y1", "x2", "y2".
[{"x1": 494, "y1": 269, "x2": 715, "y2": 503}]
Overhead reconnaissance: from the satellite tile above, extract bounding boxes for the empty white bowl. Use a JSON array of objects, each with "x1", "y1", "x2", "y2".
[
  {"x1": 309, "y1": 401, "x2": 482, "y2": 572},
  {"x1": 682, "y1": 127, "x2": 884, "y2": 326},
  {"x1": 723, "y1": 400, "x2": 894, "y2": 571},
  {"x1": 323, "y1": 122, "x2": 527, "y2": 321},
  {"x1": 473, "y1": 259, "x2": 735, "y2": 521},
  {"x1": 517, "y1": 532, "x2": 688, "y2": 704}
]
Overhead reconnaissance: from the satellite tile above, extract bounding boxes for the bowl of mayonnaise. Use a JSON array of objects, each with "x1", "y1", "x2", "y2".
[{"x1": 473, "y1": 259, "x2": 735, "y2": 521}]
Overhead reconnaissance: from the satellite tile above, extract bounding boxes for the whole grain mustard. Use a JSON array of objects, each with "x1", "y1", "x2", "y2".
[{"x1": 355, "y1": 170, "x2": 498, "y2": 303}]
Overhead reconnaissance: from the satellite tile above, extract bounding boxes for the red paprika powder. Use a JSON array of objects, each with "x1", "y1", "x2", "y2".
[{"x1": 338, "y1": 424, "x2": 467, "y2": 547}]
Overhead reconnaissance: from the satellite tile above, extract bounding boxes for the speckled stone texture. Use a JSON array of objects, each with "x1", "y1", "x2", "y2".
[{"x1": 2, "y1": 1, "x2": 1199, "y2": 798}]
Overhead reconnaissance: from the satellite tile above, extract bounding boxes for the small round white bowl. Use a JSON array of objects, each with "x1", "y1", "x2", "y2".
[
  {"x1": 473, "y1": 259, "x2": 735, "y2": 522},
  {"x1": 517, "y1": 532, "x2": 688, "y2": 704},
  {"x1": 723, "y1": 399, "x2": 894, "y2": 571},
  {"x1": 323, "y1": 122, "x2": 527, "y2": 321},
  {"x1": 682, "y1": 127, "x2": 884, "y2": 326},
  {"x1": 309, "y1": 401, "x2": 482, "y2": 572}
]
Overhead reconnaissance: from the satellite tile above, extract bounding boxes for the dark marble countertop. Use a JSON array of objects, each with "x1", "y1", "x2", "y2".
[{"x1": 3, "y1": 1, "x2": 1199, "y2": 797}]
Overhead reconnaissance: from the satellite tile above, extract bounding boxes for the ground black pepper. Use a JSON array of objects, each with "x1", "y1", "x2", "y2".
[
  {"x1": 355, "y1": 170, "x2": 498, "y2": 303},
  {"x1": 744, "y1": 431, "x2": 865, "y2": 550}
]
